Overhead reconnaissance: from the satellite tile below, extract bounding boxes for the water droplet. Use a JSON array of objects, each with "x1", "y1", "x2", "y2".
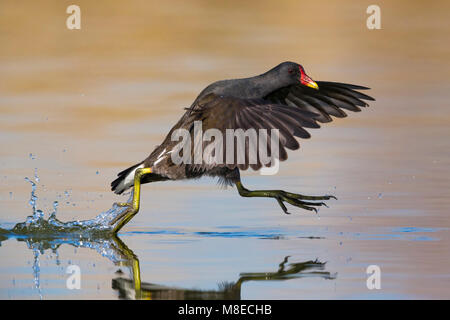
[
  {"x1": 24, "y1": 177, "x2": 37, "y2": 215},
  {"x1": 36, "y1": 210, "x2": 44, "y2": 220},
  {"x1": 50, "y1": 201, "x2": 59, "y2": 219},
  {"x1": 34, "y1": 168, "x2": 40, "y2": 183}
]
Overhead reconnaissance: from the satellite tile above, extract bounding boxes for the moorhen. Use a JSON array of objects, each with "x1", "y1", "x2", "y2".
[{"x1": 110, "y1": 61, "x2": 374, "y2": 232}]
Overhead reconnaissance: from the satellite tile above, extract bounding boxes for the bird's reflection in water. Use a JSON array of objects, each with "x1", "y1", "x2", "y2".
[
  {"x1": 111, "y1": 237, "x2": 336, "y2": 300},
  {"x1": 0, "y1": 228, "x2": 335, "y2": 300}
]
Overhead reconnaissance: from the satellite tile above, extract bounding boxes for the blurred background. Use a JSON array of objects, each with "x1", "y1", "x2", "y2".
[{"x1": 0, "y1": 0, "x2": 449, "y2": 299}]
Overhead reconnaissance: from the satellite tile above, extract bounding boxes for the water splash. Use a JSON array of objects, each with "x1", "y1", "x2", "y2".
[
  {"x1": 11, "y1": 199, "x2": 131, "y2": 237},
  {"x1": 1, "y1": 224, "x2": 133, "y2": 299},
  {"x1": 9, "y1": 169, "x2": 132, "y2": 237},
  {"x1": 0, "y1": 169, "x2": 135, "y2": 299}
]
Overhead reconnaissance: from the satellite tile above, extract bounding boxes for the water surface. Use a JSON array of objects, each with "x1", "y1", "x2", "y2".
[{"x1": 0, "y1": 0, "x2": 449, "y2": 299}]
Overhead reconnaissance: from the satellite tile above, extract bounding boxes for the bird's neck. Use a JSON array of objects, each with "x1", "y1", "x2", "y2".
[{"x1": 239, "y1": 72, "x2": 283, "y2": 98}]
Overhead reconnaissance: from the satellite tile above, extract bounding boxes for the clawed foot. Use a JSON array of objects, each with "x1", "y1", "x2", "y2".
[
  {"x1": 115, "y1": 202, "x2": 132, "y2": 208},
  {"x1": 109, "y1": 202, "x2": 137, "y2": 232},
  {"x1": 236, "y1": 182, "x2": 337, "y2": 215},
  {"x1": 109, "y1": 167, "x2": 152, "y2": 233},
  {"x1": 275, "y1": 191, "x2": 336, "y2": 214}
]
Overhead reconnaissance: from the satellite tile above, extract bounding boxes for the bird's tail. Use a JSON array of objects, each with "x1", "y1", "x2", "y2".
[{"x1": 111, "y1": 162, "x2": 144, "y2": 194}]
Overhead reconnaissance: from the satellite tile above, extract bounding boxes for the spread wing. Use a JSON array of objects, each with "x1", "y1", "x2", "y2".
[
  {"x1": 186, "y1": 93, "x2": 319, "y2": 171},
  {"x1": 185, "y1": 82, "x2": 374, "y2": 171},
  {"x1": 265, "y1": 81, "x2": 375, "y2": 123}
]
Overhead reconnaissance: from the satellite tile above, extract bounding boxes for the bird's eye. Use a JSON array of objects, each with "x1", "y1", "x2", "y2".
[{"x1": 288, "y1": 68, "x2": 294, "y2": 74}]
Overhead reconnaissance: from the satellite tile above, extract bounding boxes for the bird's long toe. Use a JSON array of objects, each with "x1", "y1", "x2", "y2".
[
  {"x1": 276, "y1": 191, "x2": 334, "y2": 214},
  {"x1": 279, "y1": 195, "x2": 317, "y2": 214},
  {"x1": 282, "y1": 191, "x2": 337, "y2": 201},
  {"x1": 114, "y1": 202, "x2": 131, "y2": 208}
]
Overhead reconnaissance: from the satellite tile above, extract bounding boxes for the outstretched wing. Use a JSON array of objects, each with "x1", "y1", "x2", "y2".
[
  {"x1": 186, "y1": 93, "x2": 320, "y2": 171},
  {"x1": 265, "y1": 81, "x2": 375, "y2": 123},
  {"x1": 185, "y1": 81, "x2": 374, "y2": 172}
]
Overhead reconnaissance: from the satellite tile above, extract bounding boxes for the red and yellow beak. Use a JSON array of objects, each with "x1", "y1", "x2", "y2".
[{"x1": 300, "y1": 68, "x2": 319, "y2": 90}]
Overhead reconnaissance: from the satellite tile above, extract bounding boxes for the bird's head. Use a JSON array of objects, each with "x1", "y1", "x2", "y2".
[{"x1": 277, "y1": 61, "x2": 319, "y2": 90}]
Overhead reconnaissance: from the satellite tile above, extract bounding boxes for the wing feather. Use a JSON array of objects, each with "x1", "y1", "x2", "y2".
[
  {"x1": 266, "y1": 81, "x2": 374, "y2": 123},
  {"x1": 185, "y1": 79, "x2": 374, "y2": 172}
]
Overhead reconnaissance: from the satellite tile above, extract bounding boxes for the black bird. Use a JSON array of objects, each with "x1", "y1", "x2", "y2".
[{"x1": 110, "y1": 61, "x2": 374, "y2": 232}]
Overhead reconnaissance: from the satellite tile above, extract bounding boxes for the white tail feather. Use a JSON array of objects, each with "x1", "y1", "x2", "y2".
[{"x1": 114, "y1": 164, "x2": 144, "y2": 194}]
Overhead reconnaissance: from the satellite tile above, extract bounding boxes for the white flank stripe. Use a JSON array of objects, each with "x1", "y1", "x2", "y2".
[
  {"x1": 153, "y1": 156, "x2": 165, "y2": 166},
  {"x1": 157, "y1": 148, "x2": 166, "y2": 159}
]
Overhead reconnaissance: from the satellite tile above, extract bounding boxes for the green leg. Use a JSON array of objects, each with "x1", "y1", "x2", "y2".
[
  {"x1": 111, "y1": 235, "x2": 142, "y2": 299},
  {"x1": 110, "y1": 168, "x2": 152, "y2": 233},
  {"x1": 235, "y1": 181, "x2": 336, "y2": 214}
]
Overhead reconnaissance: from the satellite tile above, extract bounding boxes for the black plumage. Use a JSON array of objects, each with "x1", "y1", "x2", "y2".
[{"x1": 111, "y1": 61, "x2": 374, "y2": 215}]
